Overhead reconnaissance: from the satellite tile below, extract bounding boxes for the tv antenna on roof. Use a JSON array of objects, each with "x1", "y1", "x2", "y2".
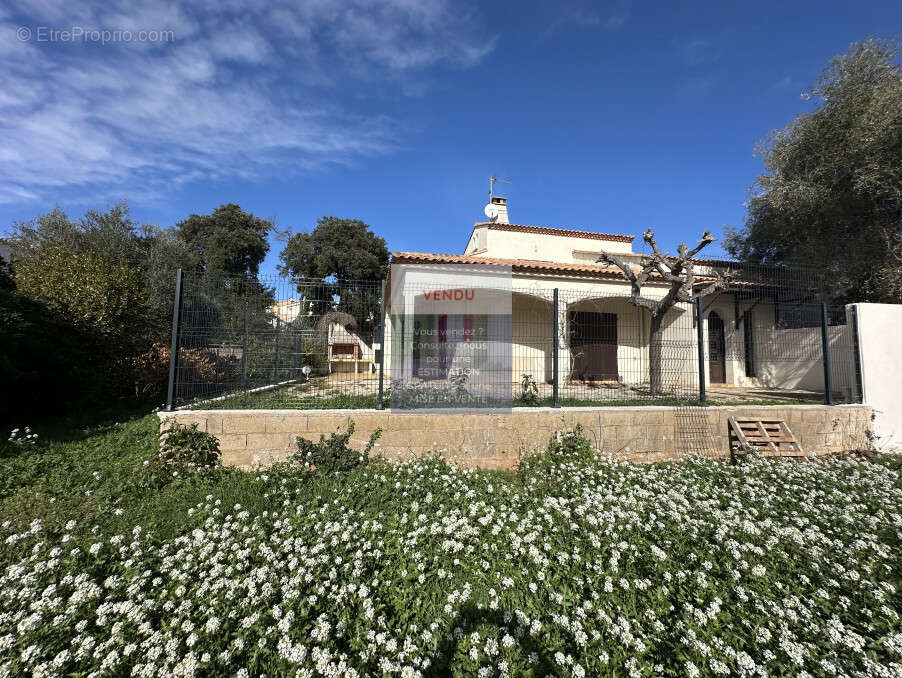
[{"x1": 489, "y1": 175, "x2": 511, "y2": 200}]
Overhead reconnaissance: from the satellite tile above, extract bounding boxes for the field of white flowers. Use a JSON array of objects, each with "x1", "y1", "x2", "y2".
[{"x1": 2, "y1": 428, "x2": 902, "y2": 677}]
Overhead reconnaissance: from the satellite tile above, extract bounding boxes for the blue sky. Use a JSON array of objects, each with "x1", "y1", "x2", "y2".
[{"x1": 2, "y1": 0, "x2": 900, "y2": 276}]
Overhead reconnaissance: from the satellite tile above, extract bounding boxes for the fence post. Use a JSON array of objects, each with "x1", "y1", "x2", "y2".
[
  {"x1": 552, "y1": 288, "x2": 560, "y2": 408},
  {"x1": 240, "y1": 301, "x2": 249, "y2": 391},
  {"x1": 273, "y1": 316, "x2": 281, "y2": 384},
  {"x1": 377, "y1": 279, "x2": 387, "y2": 410},
  {"x1": 695, "y1": 295, "x2": 707, "y2": 406},
  {"x1": 821, "y1": 301, "x2": 834, "y2": 405},
  {"x1": 165, "y1": 269, "x2": 184, "y2": 412},
  {"x1": 849, "y1": 304, "x2": 864, "y2": 403}
]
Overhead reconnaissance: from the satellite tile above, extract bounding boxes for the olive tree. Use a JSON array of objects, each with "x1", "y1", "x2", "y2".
[
  {"x1": 725, "y1": 38, "x2": 902, "y2": 302},
  {"x1": 597, "y1": 229, "x2": 729, "y2": 395}
]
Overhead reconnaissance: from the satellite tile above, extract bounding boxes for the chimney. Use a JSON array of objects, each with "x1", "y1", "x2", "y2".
[{"x1": 490, "y1": 196, "x2": 509, "y2": 224}]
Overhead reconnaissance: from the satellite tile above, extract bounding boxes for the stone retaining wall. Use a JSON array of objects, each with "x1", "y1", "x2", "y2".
[{"x1": 158, "y1": 405, "x2": 872, "y2": 469}]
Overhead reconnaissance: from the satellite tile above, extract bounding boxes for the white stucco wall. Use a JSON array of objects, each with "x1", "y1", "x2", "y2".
[
  {"x1": 384, "y1": 274, "x2": 695, "y2": 389},
  {"x1": 465, "y1": 226, "x2": 633, "y2": 262},
  {"x1": 511, "y1": 292, "x2": 553, "y2": 381},
  {"x1": 852, "y1": 302, "x2": 902, "y2": 451},
  {"x1": 695, "y1": 298, "x2": 857, "y2": 398}
]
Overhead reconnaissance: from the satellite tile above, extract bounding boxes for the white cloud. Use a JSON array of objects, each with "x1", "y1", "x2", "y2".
[
  {"x1": 0, "y1": 0, "x2": 494, "y2": 205},
  {"x1": 676, "y1": 38, "x2": 721, "y2": 67},
  {"x1": 604, "y1": 0, "x2": 631, "y2": 31},
  {"x1": 544, "y1": 1, "x2": 631, "y2": 37}
]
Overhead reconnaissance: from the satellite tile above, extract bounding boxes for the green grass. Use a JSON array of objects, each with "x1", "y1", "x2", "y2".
[
  {"x1": 0, "y1": 410, "x2": 273, "y2": 545},
  {"x1": 195, "y1": 390, "x2": 382, "y2": 410}
]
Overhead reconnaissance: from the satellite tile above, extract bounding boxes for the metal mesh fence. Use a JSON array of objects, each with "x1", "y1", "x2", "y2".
[
  {"x1": 388, "y1": 278, "x2": 513, "y2": 410},
  {"x1": 548, "y1": 289, "x2": 698, "y2": 404},
  {"x1": 171, "y1": 274, "x2": 383, "y2": 409},
  {"x1": 168, "y1": 269, "x2": 863, "y2": 410}
]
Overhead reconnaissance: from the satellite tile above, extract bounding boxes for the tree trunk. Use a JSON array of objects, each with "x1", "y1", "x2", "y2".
[{"x1": 648, "y1": 312, "x2": 664, "y2": 395}]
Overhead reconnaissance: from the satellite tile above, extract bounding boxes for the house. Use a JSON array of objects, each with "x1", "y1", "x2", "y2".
[{"x1": 384, "y1": 196, "x2": 858, "y2": 399}]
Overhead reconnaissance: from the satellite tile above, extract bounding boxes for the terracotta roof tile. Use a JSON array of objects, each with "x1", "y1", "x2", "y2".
[
  {"x1": 390, "y1": 251, "x2": 755, "y2": 288},
  {"x1": 390, "y1": 251, "x2": 632, "y2": 279},
  {"x1": 474, "y1": 222, "x2": 634, "y2": 243}
]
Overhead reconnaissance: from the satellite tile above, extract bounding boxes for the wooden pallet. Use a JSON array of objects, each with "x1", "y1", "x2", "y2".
[{"x1": 728, "y1": 417, "x2": 804, "y2": 457}]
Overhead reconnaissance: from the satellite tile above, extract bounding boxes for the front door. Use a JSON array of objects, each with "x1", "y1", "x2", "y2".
[
  {"x1": 708, "y1": 311, "x2": 726, "y2": 383},
  {"x1": 569, "y1": 311, "x2": 618, "y2": 380}
]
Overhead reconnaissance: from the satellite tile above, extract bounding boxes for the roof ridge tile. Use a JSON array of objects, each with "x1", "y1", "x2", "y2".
[{"x1": 474, "y1": 222, "x2": 634, "y2": 243}]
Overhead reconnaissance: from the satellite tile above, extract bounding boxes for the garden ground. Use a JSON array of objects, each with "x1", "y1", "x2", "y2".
[
  {"x1": 190, "y1": 377, "x2": 815, "y2": 410},
  {"x1": 1, "y1": 408, "x2": 901, "y2": 677}
]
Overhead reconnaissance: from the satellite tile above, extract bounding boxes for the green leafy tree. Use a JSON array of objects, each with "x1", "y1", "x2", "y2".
[
  {"x1": 279, "y1": 217, "x2": 388, "y2": 334},
  {"x1": 177, "y1": 204, "x2": 272, "y2": 278},
  {"x1": 278, "y1": 216, "x2": 388, "y2": 282},
  {"x1": 7, "y1": 203, "x2": 195, "y2": 338},
  {"x1": 725, "y1": 38, "x2": 902, "y2": 302},
  {"x1": 13, "y1": 245, "x2": 145, "y2": 336},
  {"x1": 140, "y1": 225, "x2": 198, "y2": 334},
  {"x1": 5, "y1": 203, "x2": 198, "y2": 407}
]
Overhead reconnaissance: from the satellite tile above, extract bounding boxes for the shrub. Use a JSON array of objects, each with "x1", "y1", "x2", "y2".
[
  {"x1": 517, "y1": 373, "x2": 540, "y2": 405},
  {"x1": 13, "y1": 245, "x2": 146, "y2": 336},
  {"x1": 0, "y1": 287, "x2": 115, "y2": 422},
  {"x1": 150, "y1": 422, "x2": 222, "y2": 486},
  {"x1": 289, "y1": 421, "x2": 382, "y2": 474},
  {"x1": 131, "y1": 342, "x2": 220, "y2": 397},
  {"x1": 520, "y1": 424, "x2": 596, "y2": 475}
]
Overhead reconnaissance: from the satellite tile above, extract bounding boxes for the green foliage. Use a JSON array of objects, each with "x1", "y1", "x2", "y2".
[
  {"x1": 159, "y1": 422, "x2": 221, "y2": 466},
  {"x1": 0, "y1": 254, "x2": 12, "y2": 291},
  {"x1": 0, "y1": 412, "x2": 245, "y2": 542},
  {"x1": 197, "y1": 390, "x2": 382, "y2": 410},
  {"x1": 279, "y1": 216, "x2": 388, "y2": 282},
  {"x1": 519, "y1": 424, "x2": 596, "y2": 475},
  {"x1": 148, "y1": 422, "x2": 222, "y2": 487},
  {"x1": 0, "y1": 287, "x2": 114, "y2": 422},
  {"x1": 13, "y1": 245, "x2": 145, "y2": 335},
  {"x1": 2, "y1": 410, "x2": 901, "y2": 677},
  {"x1": 140, "y1": 225, "x2": 199, "y2": 334},
  {"x1": 288, "y1": 421, "x2": 382, "y2": 474},
  {"x1": 177, "y1": 203, "x2": 272, "y2": 277},
  {"x1": 9, "y1": 245, "x2": 149, "y2": 405},
  {"x1": 3, "y1": 203, "x2": 197, "y2": 411},
  {"x1": 6, "y1": 427, "x2": 38, "y2": 446},
  {"x1": 726, "y1": 38, "x2": 902, "y2": 302},
  {"x1": 279, "y1": 217, "x2": 388, "y2": 337},
  {"x1": 516, "y1": 373, "x2": 540, "y2": 405}
]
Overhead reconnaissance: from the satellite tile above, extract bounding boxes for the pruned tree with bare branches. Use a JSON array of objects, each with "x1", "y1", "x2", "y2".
[{"x1": 596, "y1": 229, "x2": 730, "y2": 395}]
